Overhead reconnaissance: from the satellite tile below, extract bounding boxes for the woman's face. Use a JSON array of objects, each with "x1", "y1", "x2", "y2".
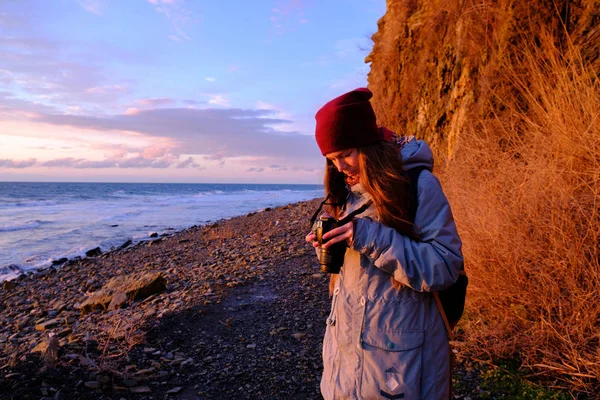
[{"x1": 326, "y1": 148, "x2": 360, "y2": 185}]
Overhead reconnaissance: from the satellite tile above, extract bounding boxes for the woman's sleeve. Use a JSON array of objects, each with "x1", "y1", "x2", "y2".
[{"x1": 351, "y1": 170, "x2": 463, "y2": 292}]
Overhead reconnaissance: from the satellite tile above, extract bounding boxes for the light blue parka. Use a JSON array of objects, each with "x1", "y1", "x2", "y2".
[{"x1": 320, "y1": 138, "x2": 463, "y2": 400}]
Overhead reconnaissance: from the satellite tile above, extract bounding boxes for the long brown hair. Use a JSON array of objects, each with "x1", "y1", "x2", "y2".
[
  {"x1": 323, "y1": 141, "x2": 416, "y2": 294},
  {"x1": 323, "y1": 141, "x2": 415, "y2": 238}
]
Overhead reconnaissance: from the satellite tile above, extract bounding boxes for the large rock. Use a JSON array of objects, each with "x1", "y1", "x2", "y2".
[{"x1": 79, "y1": 272, "x2": 167, "y2": 314}]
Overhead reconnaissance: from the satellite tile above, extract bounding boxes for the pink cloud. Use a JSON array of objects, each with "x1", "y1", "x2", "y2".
[
  {"x1": 123, "y1": 107, "x2": 142, "y2": 116},
  {"x1": 135, "y1": 98, "x2": 174, "y2": 107},
  {"x1": 142, "y1": 145, "x2": 170, "y2": 158}
]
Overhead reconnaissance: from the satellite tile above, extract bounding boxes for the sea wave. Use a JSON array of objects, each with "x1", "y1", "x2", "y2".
[{"x1": 0, "y1": 220, "x2": 48, "y2": 232}]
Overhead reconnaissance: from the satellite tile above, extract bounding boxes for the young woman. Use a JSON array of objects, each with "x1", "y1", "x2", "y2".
[{"x1": 306, "y1": 88, "x2": 463, "y2": 399}]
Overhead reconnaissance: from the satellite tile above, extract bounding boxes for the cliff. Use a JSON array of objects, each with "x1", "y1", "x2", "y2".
[
  {"x1": 366, "y1": 1, "x2": 600, "y2": 394},
  {"x1": 367, "y1": 0, "x2": 600, "y2": 158}
]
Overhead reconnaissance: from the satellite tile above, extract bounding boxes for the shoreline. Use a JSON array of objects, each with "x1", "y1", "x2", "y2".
[
  {"x1": 0, "y1": 198, "x2": 328, "y2": 399},
  {"x1": 1, "y1": 193, "x2": 322, "y2": 284}
]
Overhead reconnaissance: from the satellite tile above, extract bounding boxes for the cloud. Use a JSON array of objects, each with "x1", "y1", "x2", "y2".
[
  {"x1": 269, "y1": 164, "x2": 288, "y2": 171},
  {"x1": 0, "y1": 36, "x2": 132, "y2": 107},
  {"x1": 123, "y1": 107, "x2": 142, "y2": 116},
  {"x1": 149, "y1": 0, "x2": 193, "y2": 41},
  {"x1": 2, "y1": 89, "x2": 323, "y2": 173},
  {"x1": 183, "y1": 99, "x2": 206, "y2": 106},
  {"x1": 33, "y1": 107, "x2": 321, "y2": 162},
  {"x1": 227, "y1": 65, "x2": 240, "y2": 73},
  {"x1": 270, "y1": 0, "x2": 307, "y2": 36},
  {"x1": 79, "y1": 0, "x2": 108, "y2": 16},
  {"x1": 135, "y1": 98, "x2": 175, "y2": 107},
  {"x1": 247, "y1": 167, "x2": 264, "y2": 172},
  {"x1": 205, "y1": 77, "x2": 216, "y2": 82},
  {"x1": 0, "y1": 158, "x2": 37, "y2": 168},
  {"x1": 142, "y1": 145, "x2": 171, "y2": 158},
  {"x1": 176, "y1": 156, "x2": 203, "y2": 169},
  {"x1": 41, "y1": 158, "x2": 116, "y2": 168},
  {"x1": 207, "y1": 94, "x2": 230, "y2": 107}
]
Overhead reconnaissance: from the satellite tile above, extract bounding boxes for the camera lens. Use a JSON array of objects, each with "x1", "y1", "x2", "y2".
[{"x1": 316, "y1": 216, "x2": 345, "y2": 274}]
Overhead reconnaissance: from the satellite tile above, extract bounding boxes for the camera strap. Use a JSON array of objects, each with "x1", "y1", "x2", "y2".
[
  {"x1": 309, "y1": 193, "x2": 338, "y2": 228},
  {"x1": 337, "y1": 200, "x2": 373, "y2": 225},
  {"x1": 309, "y1": 193, "x2": 373, "y2": 228}
]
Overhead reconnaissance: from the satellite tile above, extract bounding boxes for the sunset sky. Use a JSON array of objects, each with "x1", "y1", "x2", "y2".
[{"x1": 0, "y1": 0, "x2": 385, "y2": 184}]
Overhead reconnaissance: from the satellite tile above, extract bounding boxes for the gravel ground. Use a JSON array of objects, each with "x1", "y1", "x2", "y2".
[{"x1": 0, "y1": 199, "x2": 485, "y2": 399}]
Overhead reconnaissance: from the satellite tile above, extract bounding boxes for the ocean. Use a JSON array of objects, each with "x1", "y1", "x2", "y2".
[{"x1": 0, "y1": 182, "x2": 323, "y2": 282}]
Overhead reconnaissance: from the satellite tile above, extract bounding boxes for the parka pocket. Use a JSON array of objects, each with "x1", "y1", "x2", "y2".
[{"x1": 360, "y1": 329, "x2": 424, "y2": 400}]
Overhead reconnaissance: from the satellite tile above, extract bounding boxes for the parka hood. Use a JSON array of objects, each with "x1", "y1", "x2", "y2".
[{"x1": 400, "y1": 136, "x2": 434, "y2": 172}]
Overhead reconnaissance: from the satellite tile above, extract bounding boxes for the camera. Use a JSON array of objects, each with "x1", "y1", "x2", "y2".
[{"x1": 315, "y1": 216, "x2": 346, "y2": 274}]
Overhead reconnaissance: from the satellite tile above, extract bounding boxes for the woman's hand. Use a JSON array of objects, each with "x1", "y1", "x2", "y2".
[
  {"x1": 305, "y1": 231, "x2": 320, "y2": 248},
  {"x1": 322, "y1": 221, "x2": 354, "y2": 248}
]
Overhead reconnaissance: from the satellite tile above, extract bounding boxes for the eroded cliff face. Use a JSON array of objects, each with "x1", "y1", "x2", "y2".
[{"x1": 366, "y1": 0, "x2": 600, "y2": 158}]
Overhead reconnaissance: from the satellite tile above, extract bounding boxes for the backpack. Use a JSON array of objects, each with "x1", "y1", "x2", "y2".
[{"x1": 407, "y1": 166, "x2": 468, "y2": 340}]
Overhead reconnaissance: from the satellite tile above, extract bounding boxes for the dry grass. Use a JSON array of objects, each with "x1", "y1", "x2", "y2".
[{"x1": 440, "y1": 31, "x2": 600, "y2": 393}]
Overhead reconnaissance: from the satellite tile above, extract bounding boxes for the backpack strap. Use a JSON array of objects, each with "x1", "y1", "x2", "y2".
[{"x1": 433, "y1": 292, "x2": 454, "y2": 341}]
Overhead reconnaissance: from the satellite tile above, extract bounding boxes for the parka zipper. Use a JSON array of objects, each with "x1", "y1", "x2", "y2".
[
  {"x1": 357, "y1": 296, "x2": 367, "y2": 349},
  {"x1": 326, "y1": 287, "x2": 340, "y2": 327}
]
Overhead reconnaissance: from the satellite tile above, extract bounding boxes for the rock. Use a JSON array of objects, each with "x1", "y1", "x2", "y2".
[
  {"x1": 35, "y1": 318, "x2": 62, "y2": 331},
  {"x1": 134, "y1": 368, "x2": 155, "y2": 375},
  {"x1": 107, "y1": 292, "x2": 128, "y2": 311},
  {"x1": 51, "y1": 300, "x2": 67, "y2": 313},
  {"x1": 57, "y1": 328, "x2": 73, "y2": 337},
  {"x1": 5, "y1": 373, "x2": 20, "y2": 379},
  {"x1": 122, "y1": 379, "x2": 138, "y2": 387},
  {"x1": 292, "y1": 333, "x2": 306, "y2": 340},
  {"x1": 52, "y1": 258, "x2": 68, "y2": 266},
  {"x1": 130, "y1": 386, "x2": 152, "y2": 393},
  {"x1": 166, "y1": 387, "x2": 183, "y2": 394},
  {"x1": 84, "y1": 381, "x2": 101, "y2": 389},
  {"x1": 149, "y1": 232, "x2": 158, "y2": 238},
  {"x1": 246, "y1": 343, "x2": 257, "y2": 349},
  {"x1": 85, "y1": 247, "x2": 102, "y2": 257},
  {"x1": 79, "y1": 272, "x2": 167, "y2": 314},
  {"x1": 119, "y1": 240, "x2": 132, "y2": 249},
  {"x1": 31, "y1": 341, "x2": 49, "y2": 353},
  {"x1": 2, "y1": 280, "x2": 16, "y2": 290}
]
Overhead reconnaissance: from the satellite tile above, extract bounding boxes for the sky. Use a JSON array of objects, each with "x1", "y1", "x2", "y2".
[{"x1": 0, "y1": 0, "x2": 386, "y2": 184}]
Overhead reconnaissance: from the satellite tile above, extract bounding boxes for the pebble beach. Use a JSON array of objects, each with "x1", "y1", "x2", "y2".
[{"x1": 0, "y1": 199, "x2": 485, "y2": 399}]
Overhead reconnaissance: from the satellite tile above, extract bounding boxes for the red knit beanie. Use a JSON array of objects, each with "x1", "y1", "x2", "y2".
[{"x1": 315, "y1": 88, "x2": 381, "y2": 156}]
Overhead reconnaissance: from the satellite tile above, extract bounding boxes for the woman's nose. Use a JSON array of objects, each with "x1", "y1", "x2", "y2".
[{"x1": 333, "y1": 159, "x2": 346, "y2": 172}]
